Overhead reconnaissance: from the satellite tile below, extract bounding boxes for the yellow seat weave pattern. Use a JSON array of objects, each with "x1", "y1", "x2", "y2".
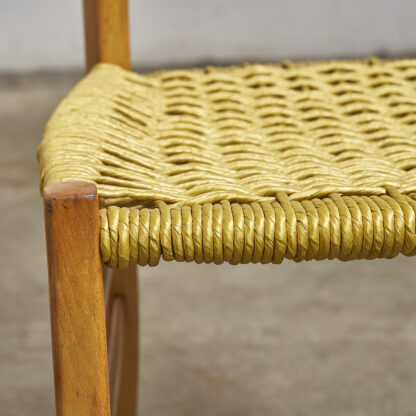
[{"x1": 38, "y1": 60, "x2": 416, "y2": 267}]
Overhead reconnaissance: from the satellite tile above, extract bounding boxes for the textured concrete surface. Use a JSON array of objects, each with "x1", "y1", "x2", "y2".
[{"x1": 2, "y1": 72, "x2": 416, "y2": 416}]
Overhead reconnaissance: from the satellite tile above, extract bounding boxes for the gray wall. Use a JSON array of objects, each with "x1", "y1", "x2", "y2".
[{"x1": 2, "y1": 0, "x2": 416, "y2": 72}]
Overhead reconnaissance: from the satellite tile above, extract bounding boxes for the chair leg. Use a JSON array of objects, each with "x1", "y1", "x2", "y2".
[
  {"x1": 43, "y1": 182, "x2": 111, "y2": 416},
  {"x1": 104, "y1": 266, "x2": 139, "y2": 416}
]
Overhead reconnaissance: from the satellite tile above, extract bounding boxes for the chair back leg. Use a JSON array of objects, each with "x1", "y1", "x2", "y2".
[{"x1": 104, "y1": 266, "x2": 139, "y2": 416}]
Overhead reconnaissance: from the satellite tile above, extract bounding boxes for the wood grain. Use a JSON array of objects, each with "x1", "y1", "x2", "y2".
[
  {"x1": 83, "y1": 0, "x2": 131, "y2": 71},
  {"x1": 108, "y1": 296, "x2": 125, "y2": 415},
  {"x1": 43, "y1": 182, "x2": 110, "y2": 416},
  {"x1": 104, "y1": 266, "x2": 139, "y2": 416}
]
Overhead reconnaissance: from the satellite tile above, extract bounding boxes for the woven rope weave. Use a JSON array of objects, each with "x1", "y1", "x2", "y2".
[{"x1": 38, "y1": 59, "x2": 416, "y2": 266}]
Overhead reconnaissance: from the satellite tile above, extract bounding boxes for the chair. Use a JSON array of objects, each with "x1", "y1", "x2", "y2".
[{"x1": 39, "y1": 1, "x2": 416, "y2": 414}]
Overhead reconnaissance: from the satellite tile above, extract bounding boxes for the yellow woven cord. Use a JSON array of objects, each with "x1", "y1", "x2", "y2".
[{"x1": 38, "y1": 59, "x2": 416, "y2": 267}]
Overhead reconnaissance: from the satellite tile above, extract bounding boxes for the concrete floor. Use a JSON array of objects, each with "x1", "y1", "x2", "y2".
[{"x1": 2, "y1": 72, "x2": 416, "y2": 416}]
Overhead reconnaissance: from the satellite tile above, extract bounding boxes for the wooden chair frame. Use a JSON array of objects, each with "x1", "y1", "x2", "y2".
[{"x1": 43, "y1": 1, "x2": 137, "y2": 415}]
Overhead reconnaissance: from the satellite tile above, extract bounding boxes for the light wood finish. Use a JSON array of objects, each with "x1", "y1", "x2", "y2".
[
  {"x1": 104, "y1": 266, "x2": 139, "y2": 416},
  {"x1": 43, "y1": 182, "x2": 110, "y2": 416},
  {"x1": 83, "y1": 0, "x2": 131, "y2": 71},
  {"x1": 44, "y1": 2, "x2": 137, "y2": 415},
  {"x1": 108, "y1": 296, "x2": 125, "y2": 415}
]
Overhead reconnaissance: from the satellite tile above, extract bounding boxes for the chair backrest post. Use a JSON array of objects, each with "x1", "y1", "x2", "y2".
[{"x1": 83, "y1": 0, "x2": 131, "y2": 72}]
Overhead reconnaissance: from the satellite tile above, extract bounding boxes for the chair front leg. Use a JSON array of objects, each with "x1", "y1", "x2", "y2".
[{"x1": 43, "y1": 182, "x2": 111, "y2": 416}]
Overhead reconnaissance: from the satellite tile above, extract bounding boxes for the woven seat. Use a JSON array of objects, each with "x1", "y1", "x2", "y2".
[{"x1": 38, "y1": 59, "x2": 416, "y2": 267}]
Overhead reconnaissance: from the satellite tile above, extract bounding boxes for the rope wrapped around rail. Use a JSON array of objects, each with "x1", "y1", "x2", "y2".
[{"x1": 100, "y1": 187, "x2": 416, "y2": 267}]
